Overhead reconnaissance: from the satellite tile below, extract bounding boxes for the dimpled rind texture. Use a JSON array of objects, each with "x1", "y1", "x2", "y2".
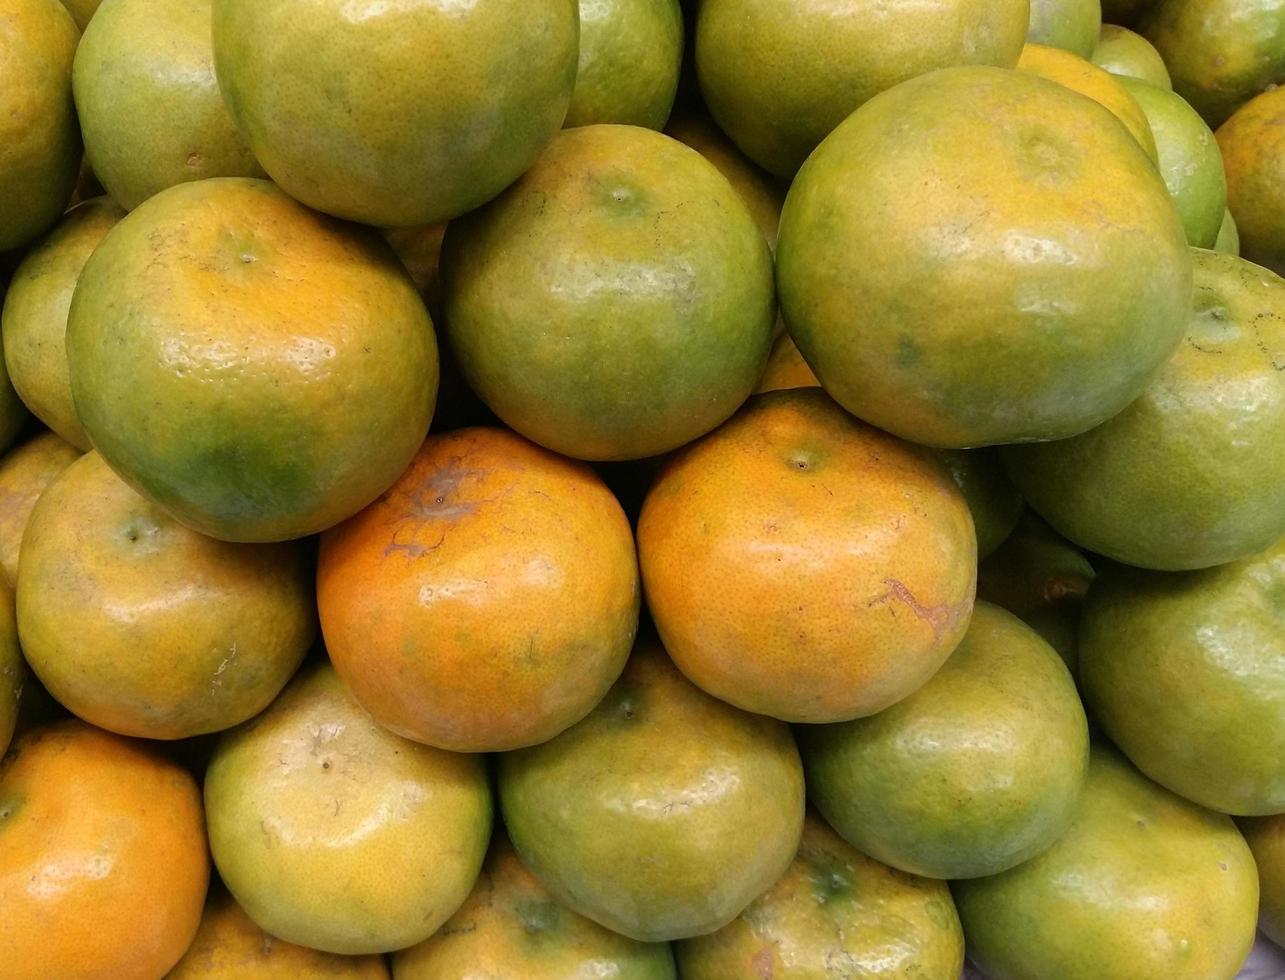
[
  {"x1": 777, "y1": 66, "x2": 1192, "y2": 449},
  {"x1": 211, "y1": 0, "x2": 579, "y2": 226}
]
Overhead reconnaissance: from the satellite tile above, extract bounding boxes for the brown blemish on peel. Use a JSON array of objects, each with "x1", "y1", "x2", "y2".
[{"x1": 867, "y1": 578, "x2": 961, "y2": 640}]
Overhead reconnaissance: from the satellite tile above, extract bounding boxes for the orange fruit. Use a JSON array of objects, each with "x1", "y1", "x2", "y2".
[
  {"x1": 0, "y1": 720, "x2": 209, "y2": 980},
  {"x1": 755, "y1": 333, "x2": 819, "y2": 393},
  {"x1": 211, "y1": 0, "x2": 578, "y2": 225},
  {"x1": 65, "y1": 177, "x2": 439, "y2": 542},
  {"x1": 1, "y1": 196, "x2": 123, "y2": 449},
  {"x1": 0, "y1": 431, "x2": 80, "y2": 586},
  {"x1": 72, "y1": 0, "x2": 264, "y2": 209},
  {"x1": 441, "y1": 125, "x2": 774, "y2": 461},
  {"x1": 319, "y1": 426, "x2": 638, "y2": 752},
  {"x1": 168, "y1": 891, "x2": 389, "y2": 979},
  {"x1": 776, "y1": 66, "x2": 1191, "y2": 448},
  {"x1": 0, "y1": 0, "x2": 81, "y2": 253},
  {"x1": 204, "y1": 663, "x2": 491, "y2": 955},
  {"x1": 1217, "y1": 85, "x2": 1285, "y2": 276},
  {"x1": 638, "y1": 389, "x2": 976, "y2": 723},
  {"x1": 17, "y1": 451, "x2": 315, "y2": 739}
]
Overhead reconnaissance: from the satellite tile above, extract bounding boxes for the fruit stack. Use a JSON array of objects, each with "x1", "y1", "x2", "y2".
[{"x1": 0, "y1": 0, "x2": 1282, "y2": 977}]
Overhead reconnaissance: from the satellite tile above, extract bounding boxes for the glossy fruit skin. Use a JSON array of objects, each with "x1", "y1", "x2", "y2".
[
  {"x1": 1090, "y1": 24, "x2": 1171, "y2": 88},
  {"x1": 212, "y1": 0, "x2": 578, "y2": 226},
  {"x1": 1216, "y1": 208, "x2": 1241, "y2": 255},
  {"x1": 18, "y1": 451, "x2": 315, "y2": 740},
  {"x1": 695, "y1": 0, "x2": 1028, "y2": 177},
  {"x1": 777, "y1": 66, "x2": 1191, "y2": 449},
  {"x1": 205, "y1": 663, "x2": 492, "y2": 955},
  {"x1": 800, "y1": 603, "x2": 1088, "y2": 880},
  {"x1": 1143, "y1": 0, "x2": 1285, "y2": 128},
  {"x1": 0, "y1": 0, "x2": 81, "y2": 253},
  {"x1": 1120, "y1": 77, "x2": 1227, "y2": 247},
  {"x1": 0, "y1": 432, "x2": 80, "y2": 586},
  {"x1": 639, "y1": 390, "x2": 975, "y2": 724},
  {"x1": 1028, "y1": 0, "x2": 1102, "y2": 56},
  {"x1": 318, "y1": 426, "x2": 639, "y2": 753},
  {"x1": 1, "y1": 197, "x2": 122, "y2": 449},
  {"x1": 72, "y1": 0, "x2": 263, "y2": 210},
  {"x1": 1080, "y1": 538, "x2": 1285, "y2": 815},
  {"x1": 953, "y1": 744, "x2": 1260, "y2": 980},
  {"x1": 443, "y1": 125, "x2": 773, "y2": 462},
  {"x1": 0, "y1": 582, "x2": 19, "y2": 760},
  {"x1": 169, "y1": 892, "x2": 389, "y2": 980},
  {"x1": 567, "y1": 0, "x2": 683, "y2": 129},
  {"x1": 498, "y1": 641, "x2": 805, "y2": 942},
  {"x1": 1016, "y1": 44, "x2": 1158, "y2": 161},
  {"x1": 675, "y1": 812, "x2": 965, "y2": 980},
  {"x1": 66, "y1": 178, "x2": 438, "y2": 543},
  {"x1": 0, "y1": 721, "x2": 209, "y2": 980},
  {"x1": 394, "y1": 836, "x2": 677, "y2": 979},
  {"x1": 1239, "y1": 815, "x2": 1285, "y2": 946},
  {"x1": 976, "y1": 514, "x2": 1094, "y2": 671},
  {"x1": 1217, "y1": 86, "x2": 1285, "y2": 276},
  {"x1": 1004, "y1": 250, "x2": 1285, "y2": 571}
]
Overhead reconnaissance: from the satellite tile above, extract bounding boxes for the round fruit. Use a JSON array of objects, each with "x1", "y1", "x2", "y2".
[
  {"x1": 0, "y1": 582, "x2": 18, "y2": 760},
  {"x1": 1239, "y1": 815, "x2": 1285, "y2": 947},
  {"x1": 1080, "y1": 537, "x2": 1285, "y2": 815},
  {"x1": 1016, "y1": 44, "x2": 1158, "y2": 161},
  {"x1": 0, "y1": 721, "x2": 209, "y2": 980},
  {"x1": 17, "y1": 451, "x2": 315, "y2": 740},
  {"x1": 1028, "y1": 0, "x2": 1102, "y2": 56},
  {"x1": 211, "y1": 0, "x2": 578, "y2": 226},
  {"x1": 318, "y1": 427, "x2": 639, "y2": 753},
  {"x1": 169, "y1": 892, "x2": 390, "y2": 979},
  {"x1": 66, "y1": 177, "x2": 438, "y2": 543},
  {"x1": 1217, "y1": 85, "x2": 1285, "y2": 276},
  {"x1": 205, "y1": 663, "x2": 491, "y2": 955},
  {"x1": 394, "y1": 836, "x2": 677, "y2": 979},
  {"x1": 1119, "y1": 77, "x2": 1227, "y2": 247},
  {"x1": 442, "y1": 125, "x2": 773, "y2": 461},
  {"x1": 381, "y1": 224, "x2": 446, "y2": 309},
  {"x1": 665, "y1": 110, "x2": 784, "y2": 250},
  {"x1": 1143, "y1": 0, "x2": 1285, "y2": 127},
  {"x1": 977, "y1": 515, "x2": 1095, "y2": 670},
  {"x1": 72, "y1": 0, "x2": 263, "y2": 210},
  {"x1": 755, "y1": 333, "x2": 818, "y2": 393},
  {"x1": 0, "y1": 0, "x2": 80, "y2": 253},
  {"x1": 938, "y1": 449, "x2": 1023, "y2": 559},
  {"x1": 566, "y1": 0, "x2": 683, "y2": 129},
  {"x1": 776, "y1": 66, "x2": 1191, "y2": 448},
  {"x1": 1216, "y1": 208, "x2": 1241, "y2": 255},
  {"x1": 1090, "y1": 24, "x2": 1171, "y2": 87},
  {"x1": 953, "y1": 743, "x2": 1260, "y2": 980},
  {"x1": 1004, "y1": 249, "x2": 1285, "y2": 570},
  {"x1": 1, "y1": 196, "x2": 123, "y2": 449},
  {"x1": 639, "y1": 390, "x2": 975, "y2": 723},
  {"x1": 695, "y1": 0, "x2": 1028, "y2": 176},
  {"x1": 498, "y1": 641, "x2": 805, "y2": 942},
  {"x1": 675, "y1": 812, "x2": 965, "y2": 979},
  {"x1": 800, "y1": 603, "x2": 1088, "y2": 880},
  {"x1": 0, "y1": 432, "x2": 79, "y2": 585}
]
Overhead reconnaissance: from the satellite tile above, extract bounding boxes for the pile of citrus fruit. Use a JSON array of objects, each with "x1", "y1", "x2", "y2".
[{"x1": 0, "y1": 0, "x2": 1283, "y2": 976}]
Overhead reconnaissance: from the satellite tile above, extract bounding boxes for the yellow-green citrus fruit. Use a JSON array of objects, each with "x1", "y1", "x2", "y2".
[
  {"x1": 1080, "y1": 537, "x2": 1285, "y2": 815},
  {"x1": 66, "y1": 178, "x2": 438, "y2": 543},
  {"x1": 72, "y1": 0, "x2": 263, "y2": 210},
  {"x1": 1217, "y1": 85, "x2": 1285, "y2": 276},
  {"x1": 567, "y1": 0, "x2": 684, "y2": 129},
  {"x1": 954, "y1": 743, "x2": 1260, "y2": 980},
  {"x1": 211, "y1": 0, "x2": 579, "y2": 226},
  {"x1": 1091, "y1": 24, "x2": 1172, "y2": 87},
  {"x1": 1028, "y1": 0, "x2": 1103, "y2": 57},
  {"x1": 205, "y1": 663, "x2": 492, "y2": 955},
  {"x1": 1003, "y1": 250, "x2": 1285, "y2": 570},
  {"x1": 0, "y1": 0, "x2": 80, "y2": 253},
  {"x1": 498, "y1": 641, "x2": 805, "y2": 942},
  {"x1": 695, "y1": 0, "x2": 1028, "y2": 176},
  {"x1": 442, "y1": 124, "x2": 773, "y2": 461},
  {"x1": 1, "y1": 196, "x2": 123, "y2": 448},
  {"x1": 1215, "y1": 208, "x2": 1241, "y2": 255},
  {"x1": 1239, "y1": 815, "x2": 1285, "y2": 947},
  {"x1": 0, "y1": 431, "x2": 80, "y2": 586},
  {"x1": 800, "y1": 603, "x2": 1089, "y2": 880},
  {"x1": 776, "y1": 66, "x2": 1191, "y2": 448}
]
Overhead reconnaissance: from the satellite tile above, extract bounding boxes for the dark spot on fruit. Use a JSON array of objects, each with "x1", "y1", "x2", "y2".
[
  {"x1": 322, "y1": 760, "x2": 331, "y2": 771},
  {"x1": 1220, "y1": 862, "x2": 1228, "y2": 871}
]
